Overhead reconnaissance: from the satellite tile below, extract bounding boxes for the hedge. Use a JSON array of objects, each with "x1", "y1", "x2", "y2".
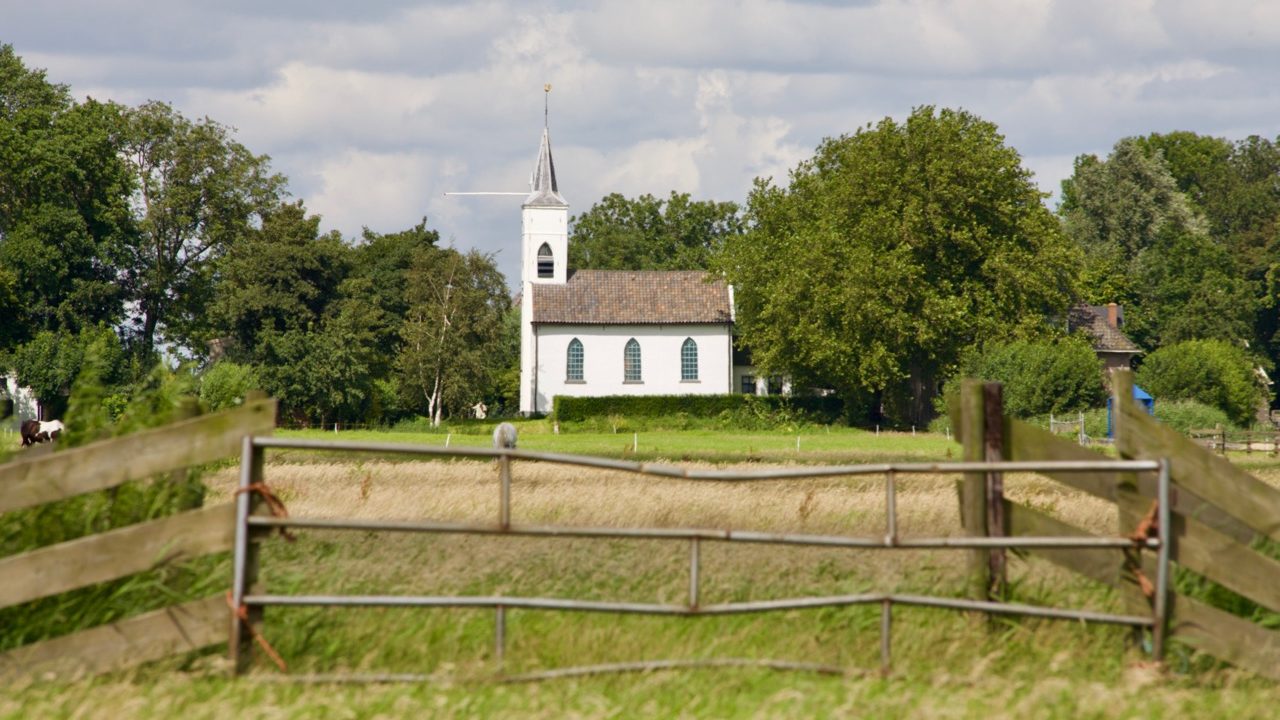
[{"x1": 552, "y1": 394, "x2": 844, "y2": 423}]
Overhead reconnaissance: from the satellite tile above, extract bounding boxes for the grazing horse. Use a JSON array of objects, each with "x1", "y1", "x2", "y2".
[{"x1": 20, "y1": 419, "x2": 64, "y2": 447}]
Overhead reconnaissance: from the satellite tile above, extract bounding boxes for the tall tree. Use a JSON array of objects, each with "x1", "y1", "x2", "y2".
[
  {"x1": 209, "y1": 200, "x2": 350, "y2": 359},
  {"x1": 716, "y1": 106, "x2": 1079, "y2": 425},
  {"x1": 569, "y1": 191, "x2": 743, "y2": 270},
  {"x1": 347, "y1": 220, "x2": 440, "y2": 360},
  {"x1": 395, "y1": 247, "x2": 509, "y2": 426},
  {"x1": 1060, "y1": 138, "x2": 1204, "y2": 307},
  {"x1": 0, "y1": 45, "x2": 133, "y2": 351},
  {"x1": 1138, "y1": 132, "x2": 1280, "y2": 357},
  {"x1": 1060, "y1": 138, "x2": 1257, "y2": 350},
  {"x1": 118, "y1": 100, "x2": 284, "y2": 356}
]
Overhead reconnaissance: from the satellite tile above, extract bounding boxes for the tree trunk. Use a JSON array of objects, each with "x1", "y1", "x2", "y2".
[
  {"x1": 141, "y1": 302, "x2": 161, "y2": 357},
  {"x1": 429, "y1": 368, "x2": 443, "y2": 428},
  {"x1": 899, "y1": 359, "x2": 937, "y2": 429}
]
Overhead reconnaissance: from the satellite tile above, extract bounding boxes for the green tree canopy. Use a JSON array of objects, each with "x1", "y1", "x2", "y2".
[
  {"x1": 0, "y1": 45, "x2": 133, "y2": 350},
  {"x1": 8, "y1": 325, "x2": 126, "y2": 416},
  {"x1": 569, "y1": 191, "x2": 743, "y2": 270},
  {"x1": 1136, "y1": 339, "x2": 1268, "y2": 426},
  {"x1": 1137, "y1": 132, "x2": 1280, "y2": 358},
  {"x1": 1060, "y1": 137, "x2": 1259, "y2": 350},
  {"x1": 347, "y1": 220, "x2": 440, "y2": 361},
  {"x1": 716, "y1": 106, "x2": 1079, "y2": 425},
  {"x1": 118, "y1": 100, "x2": 284, "y2": 356},
  {"x1": 209, "y1": 200, "x2": 350, "y2": 359}
]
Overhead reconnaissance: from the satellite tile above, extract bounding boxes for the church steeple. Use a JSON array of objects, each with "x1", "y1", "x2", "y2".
[
  {"x1": 519, "y1": 87, "x2": 570, "y2": 414},
  {"x1": 525, "y1": 127, "x2": 567, "y2": 207}
]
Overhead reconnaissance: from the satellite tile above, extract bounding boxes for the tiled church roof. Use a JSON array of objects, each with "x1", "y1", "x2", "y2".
[
  {"x1": 532, "y1": 270, "x2": 732, "y2": 324},
  {"x1": 1067, "y1": 304, "x2": 1140, "y2": 353}
]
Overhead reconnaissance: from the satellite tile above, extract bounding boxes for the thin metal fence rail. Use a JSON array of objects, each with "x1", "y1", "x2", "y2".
[
  {"x1": 242, "y1": 592, "x2": 1156, "y2": 627},
  {"x1": 247, "y1": 516, "x2": 1161, "y2": 550},
  {"x1": 232, "y1": 434, "x2": 1171, "y2": 680}
]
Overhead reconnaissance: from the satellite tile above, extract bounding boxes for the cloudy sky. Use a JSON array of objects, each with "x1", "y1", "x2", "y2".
[{"x1": 5, "y1": 0, "x2": 1280, "y2": 283}]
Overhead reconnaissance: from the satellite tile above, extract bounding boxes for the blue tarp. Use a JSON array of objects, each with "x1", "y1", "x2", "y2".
[{"x1": 1107, "y1": 384, "x2": 1154, "y2": 438}]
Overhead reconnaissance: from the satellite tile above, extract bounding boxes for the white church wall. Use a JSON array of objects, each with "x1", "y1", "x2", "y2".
[
  {"x1": 518, "y1": 283, "x2": 537, "y2": 414},
  {"x1": 532, "y1": 324, "x2": 733, "y2": 413}
]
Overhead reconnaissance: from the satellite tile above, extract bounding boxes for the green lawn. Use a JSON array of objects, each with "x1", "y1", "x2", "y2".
[{"x1": 276, "y1": 424, "x2": 960, "y2": 465}]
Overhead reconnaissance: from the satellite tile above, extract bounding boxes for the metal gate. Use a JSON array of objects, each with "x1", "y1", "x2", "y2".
[{"x1": 229, "y1": 434, "x2": 1169, "y2": 681}]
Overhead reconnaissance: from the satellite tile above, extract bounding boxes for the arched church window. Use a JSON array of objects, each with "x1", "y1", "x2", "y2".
[
  {"x1": 566, "y1": 338, "x2": 584, "y2": 381},
  {"x1": 681, "y1": 338, "x2": 698, "y2": 381},
  {"x1": 624, "y1": 338, "x2": 642, "y2": 382},
  {"x1": 537, "y1": 243, "x2": 554, "y2": 278}
]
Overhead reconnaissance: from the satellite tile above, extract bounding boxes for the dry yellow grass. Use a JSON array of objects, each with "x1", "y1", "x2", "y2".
[
  {"x1": 10, "y1": 455, "x2": 1279, "y2": 718},
  {"x1": 201, "y1": 458, "x2": 1123, "y2": 616},
  {"x1": 204, "y1": 459, "x2": 1117, "y2": 538}
]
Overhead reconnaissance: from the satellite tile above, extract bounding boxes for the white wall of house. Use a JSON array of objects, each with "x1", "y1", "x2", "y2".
[
  {"x1": 733, "y1": 365, "x2": 760, "y2": 395},
  {"x1": 2, "y1": 375, "x2": 39, "y2": 431},
  {"x1": 531, "y1": 324, "x2": 734, "y2": 414}
]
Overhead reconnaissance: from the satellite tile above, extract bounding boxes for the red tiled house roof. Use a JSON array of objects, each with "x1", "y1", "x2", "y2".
[{"x1": 531, "y1": 270, "x2": 732, "y2": 324}]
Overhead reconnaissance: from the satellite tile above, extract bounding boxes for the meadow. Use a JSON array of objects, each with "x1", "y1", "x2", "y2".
[{"x1": 4, "y1": 425, "x2": 1280, "y2": 718}]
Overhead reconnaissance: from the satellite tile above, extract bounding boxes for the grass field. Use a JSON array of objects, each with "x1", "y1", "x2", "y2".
[
  {"x1": 5, "y1": 427, "x2": 1280, "y2": 718},
  {"x1": 273, "y1": 423, "x2": 960, "y2": 465}
]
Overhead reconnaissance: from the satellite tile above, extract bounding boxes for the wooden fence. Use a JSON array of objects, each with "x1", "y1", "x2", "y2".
[
  {"x1": 953, "y1": 372, "x2": 1280, "y2": 680},
  {"x1": 0, "y1": 399, "x2": 276, "y2": 682},
  {"x1": 6, "y1": 375, "x2": 1280, "y2": 681},
  {"x1": 1189, "y1": 426, "x2": 1280, "y2": 456}
]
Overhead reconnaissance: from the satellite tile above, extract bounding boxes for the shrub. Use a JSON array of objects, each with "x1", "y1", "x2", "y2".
[
  {"x1": 957, "y1": 336, "x2": 1106, "y2": 418},
  {"x1": 551, "y1": 394, "x2": 844, "y2": 426},
  {"x1": 1152, "y1": 399, "x2": 1234, "y2": 434},
  {"x1": 1136, "y1": 340, "x2": 1267, "y2": 426},
  {"x1": 199, "y1": 361, "x2": 260, "y2": 411}
]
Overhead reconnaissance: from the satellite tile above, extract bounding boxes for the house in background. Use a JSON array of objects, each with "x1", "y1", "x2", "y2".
[
  {"x1": 2, "y1": 374, "x2": 40, "y2": 430},
  {"x1": 1068, "y1": 303, "x2": 1141, "y2": 372},
  {"x1": 516, "y1": 122, "x2": 766, "y2": 414}
]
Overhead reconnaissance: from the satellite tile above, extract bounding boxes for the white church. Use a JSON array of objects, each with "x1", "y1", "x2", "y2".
[{"x1": 516, "y1": 124, "x2": 773, "y2": 415}]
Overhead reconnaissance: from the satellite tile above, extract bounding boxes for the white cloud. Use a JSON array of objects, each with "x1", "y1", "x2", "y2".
[{"x1": 5, "y1": 0, "x2": 1280, "y2": 285}]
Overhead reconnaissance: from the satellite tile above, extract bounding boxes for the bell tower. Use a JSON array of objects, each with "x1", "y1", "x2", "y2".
[
  {"x1": 520, "y1": 126, "x2": 568, "y2": 285},
  {"x1": 519, "y1": 87, "x2": 568, "y2": 414}
]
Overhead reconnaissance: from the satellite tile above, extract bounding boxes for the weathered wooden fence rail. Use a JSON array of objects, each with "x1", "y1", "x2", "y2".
[
  {"x1": 0, "y1": 399, "x2": 276, "y2": 681},
  {"x1": 1189, "y1": 426, "x2": 1280, "y2": 455},
  {"x1": 953, "y1": 373, "x2": 1280, "y2": 680}
]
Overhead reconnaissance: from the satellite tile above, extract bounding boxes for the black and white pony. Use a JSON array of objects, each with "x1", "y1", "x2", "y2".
[{"x1": 20, "y1": 419, "x2": 63, "y2": 447}]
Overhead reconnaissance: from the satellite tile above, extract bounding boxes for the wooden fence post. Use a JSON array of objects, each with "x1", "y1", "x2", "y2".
[
  {"x1": 1110, "y1": 370, "x2": 1158, "y2": 631},
  {"x1": 983, "y1": 383, "x2": 1007, "y2": 600},
  {"x1": 959, "y1": 380, "x2": 989, "y2": 601}
]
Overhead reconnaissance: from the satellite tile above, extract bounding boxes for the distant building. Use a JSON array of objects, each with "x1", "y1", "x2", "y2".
[
  {"x1": 516, "y1": 123, "x2": 765, "y2": 414},
  {"x1": 1067, "y1": 303, "x2": 1141, "y2": 372},
  {"x1": 2, "y1": 374, "x2": 41, "y2": 429}
]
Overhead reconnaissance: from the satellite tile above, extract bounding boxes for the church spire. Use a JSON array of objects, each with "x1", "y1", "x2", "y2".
[{"x1": 525, "y1": 86, "x2": 567, "y2": 207}]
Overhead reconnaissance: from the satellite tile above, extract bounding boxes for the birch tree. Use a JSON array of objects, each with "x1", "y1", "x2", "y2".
[{"x1": 395, "y1": 247, "x2": 508, "y2": 426}]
